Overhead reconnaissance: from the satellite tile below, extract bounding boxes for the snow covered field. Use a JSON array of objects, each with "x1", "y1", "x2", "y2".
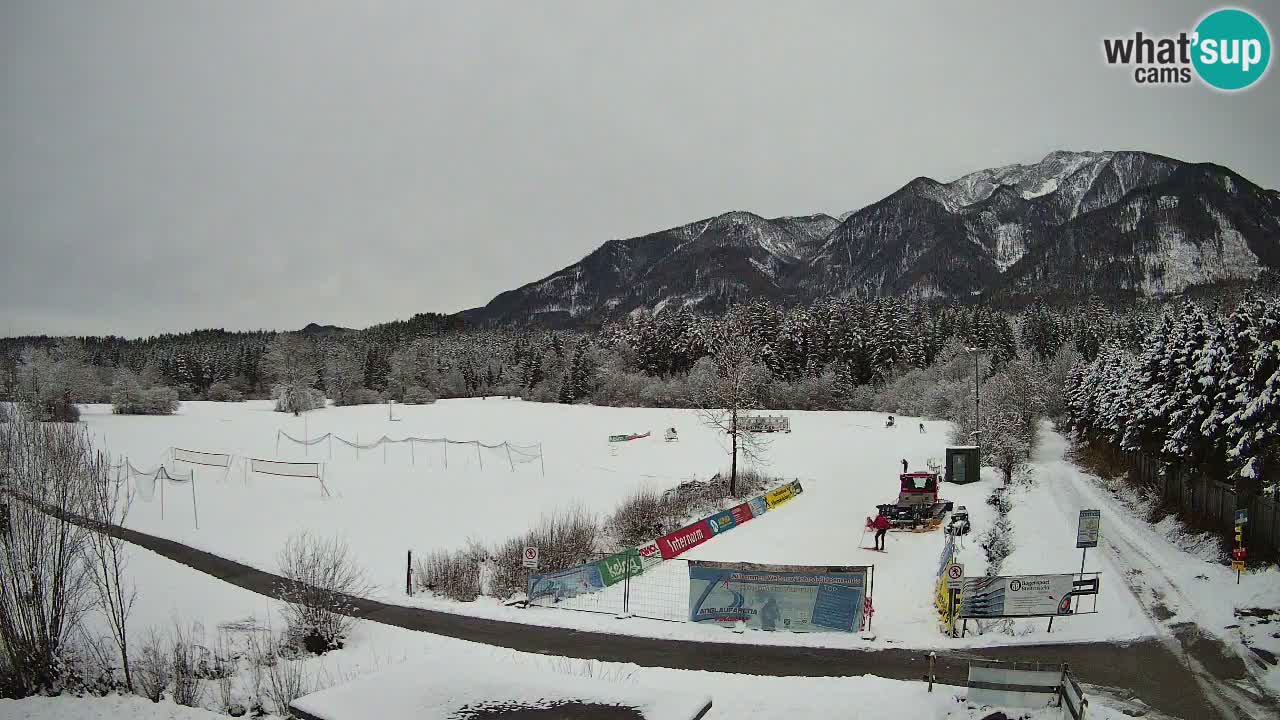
[
  {"x1": 77, "y1": 399, "x2": 1166, "y2": 649},
  {"x1": 33, "y1": 540, "x2": 1143, "y2": 720},
  {"x1": 80, "y1": 398, "x2": 1166, "y2": 650}
]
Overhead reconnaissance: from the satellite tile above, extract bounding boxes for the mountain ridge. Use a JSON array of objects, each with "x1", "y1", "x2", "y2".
[{"x1": 460, "y1": 150, "x2": 1280, "y2": 327}]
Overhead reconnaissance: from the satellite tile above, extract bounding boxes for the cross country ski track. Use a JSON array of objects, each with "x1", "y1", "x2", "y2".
[{"x1": 57, "y1": 512, "x2": 1246, "y2": 720}]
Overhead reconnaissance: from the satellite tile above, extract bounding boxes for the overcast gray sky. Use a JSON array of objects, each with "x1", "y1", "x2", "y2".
[{"x1": 2, "y1": 1, "x2": 1277, "y2": 337}]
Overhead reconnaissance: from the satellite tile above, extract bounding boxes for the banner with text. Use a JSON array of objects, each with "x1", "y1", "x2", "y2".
[
  {"x1": 688, "y1": 561, "x2": 869, "y2": 633},
  {"x1": 959, "y1": 574, "x2": 1075, "y2": 619},
  {"x1": 528, "y1": 563, "x2": 605, "y2": 603}
]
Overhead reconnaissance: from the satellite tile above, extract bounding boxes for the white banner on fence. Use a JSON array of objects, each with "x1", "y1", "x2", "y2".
[
  {"x1": 249, "y1": 459, "x2": 321, "y2": 478},
  {"x1": 173, "y1": 448, "x2": 233, "y2": 468},
  {"x1": 967, "y1": 662, "x2": 1062, "y2": 709},
  {"x1": 959, "y1": 574, "x2": 1075, "y2": 619}
]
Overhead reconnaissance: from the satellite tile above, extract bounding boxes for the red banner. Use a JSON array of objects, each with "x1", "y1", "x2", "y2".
[
  {"x1": 657, "y1": 520, "x2": 713, "y2": 559},
  {"x1": 730, "y1": 503, "x2": 754, "y2": 524}
]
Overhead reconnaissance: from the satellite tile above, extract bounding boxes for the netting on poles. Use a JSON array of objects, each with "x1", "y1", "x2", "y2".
[
  {"x1": 275, "y1": 430, "x2": 544, "y2": 474},
  {"x1": 173, "y1": 447, "x2": 233, "y2": 468},
  {"x1": 246, "y1": 457, "x2": 330, "y2": 496}
]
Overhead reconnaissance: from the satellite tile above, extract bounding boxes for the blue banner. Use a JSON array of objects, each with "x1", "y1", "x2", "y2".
[
  {"x1": 528, "y1": 563, "x2": 604, "y2": 604},
  {"x1": 688, "y1": 561, "x2": 869, "y2": 633}
]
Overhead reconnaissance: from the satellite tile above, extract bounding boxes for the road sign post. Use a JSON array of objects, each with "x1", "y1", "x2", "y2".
[
  {"x1": 1233, "y1": 510, "x2": 1247, "y2": 584},
  {"x1": 1075, "y1": 510, "x2": 1100, "y2": 609},
  {"x1": 522, "y1": 547, "x2": 539, "y2": 606},
  {"x1": 945, "y1": 562, "x2": 963, "y2": 637}
]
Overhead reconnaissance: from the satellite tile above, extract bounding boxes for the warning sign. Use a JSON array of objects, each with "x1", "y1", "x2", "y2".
[
  {"x1": 522, "y1": 547, "x2": 539, "y2": 569},
  {"x1": 946, "y1": 562, "x2": 964, "y2": 589}
]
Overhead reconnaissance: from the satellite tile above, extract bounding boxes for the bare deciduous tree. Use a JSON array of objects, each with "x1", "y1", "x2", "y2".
[
  {"x1": 264, "y1": 335, "x2": 322, "y2": 416},
  {"x1": 83, "y1": 462, "x2": 137, "y2": 690},
  {"x1": 688, "y1": 330, "x2": 770, "y2": 495}
]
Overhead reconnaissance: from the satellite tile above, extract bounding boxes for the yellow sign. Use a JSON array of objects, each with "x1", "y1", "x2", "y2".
[
  {"x1": 765, "y1": 480, "x2": 803, "y2": 509},
  {"x1": 1232, "y1": 560, "x2": 1245, "y2": 572}
]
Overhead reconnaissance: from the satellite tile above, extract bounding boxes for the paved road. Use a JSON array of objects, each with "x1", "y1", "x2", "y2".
[{"x1": 76, "y1": 518, "x2": 1246, "y2": 720}]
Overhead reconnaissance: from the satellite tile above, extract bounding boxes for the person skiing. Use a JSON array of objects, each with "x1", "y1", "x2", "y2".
[
  {"x1": 885, "y1": 415, "x2": 895, "y2": 428},
  {"x1": 872, "y1": 510, "x2": 891, "y2": 551},
  {"x1": 902, "y1": 458, "x2": 909, "y2": 473},
  {"x1": 918, "y1": 422, "x2": 926, "y2": 434}
]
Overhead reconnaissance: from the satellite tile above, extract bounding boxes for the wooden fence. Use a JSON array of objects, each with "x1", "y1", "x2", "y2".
[{"x1": 1123, "y1": 450, "x2": 1280, "y2": 559}]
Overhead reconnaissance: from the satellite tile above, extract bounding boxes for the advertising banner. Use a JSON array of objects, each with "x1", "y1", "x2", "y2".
[
  {"x1": 635, "y1": 539, "x2": 663, "y2": 571},
  {"x1": 688, "y1": 561, "x2": 868, "y2": 633},
  {"x1": 748, "y1": 495, "x2": 768, "y2": 518},
  {"x1": 657, "y1": 519, "x2": 713, "y2": 559},
  {"x1": 596, "y1": 549, "x2": 642, "y2": 587},
  {"x1": 764, "y1": 480, "x2": 804, "y2": 510},
  {"x1": 959, "y1": 574, "x2": 1076, "y2": 619},
  {"x1": 528, "y1": 563, "x2": 604, "y2": 603},
  {"x1": 708, "y1": 503, "x2": 754, "y2": 535}
]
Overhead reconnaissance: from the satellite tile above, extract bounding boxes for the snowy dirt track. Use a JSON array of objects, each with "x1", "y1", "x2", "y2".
[{"x1": 1031, "y1": 425, "x2": 1280, "y2": 714}]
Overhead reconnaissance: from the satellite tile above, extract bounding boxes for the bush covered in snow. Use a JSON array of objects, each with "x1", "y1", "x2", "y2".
[
  {"x1": 205, "y1": 382, "x2": 245, "y2": 402},
  {"x1": 111, "y1": 371, "x2": 180, "y2": 415},
  {"x1": 401, "y1": 386, "x2": 437, "y2": 405},
  {"x1": 272, "y1": 385, "x2": 325, "y2": 415}
]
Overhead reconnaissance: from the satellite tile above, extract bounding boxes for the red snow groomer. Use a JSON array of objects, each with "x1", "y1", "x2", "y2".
[{"x1": 875, "y1": 471, "x2": 953, "y2": 532}]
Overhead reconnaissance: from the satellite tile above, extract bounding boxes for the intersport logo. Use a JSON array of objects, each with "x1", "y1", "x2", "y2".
[{"x1": 1103, "y1": 8, "x2": 1271, "y2": 90}]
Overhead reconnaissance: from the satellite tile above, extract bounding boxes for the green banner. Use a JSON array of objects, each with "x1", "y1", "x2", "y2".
[{"x1": 596, "y1": 548, "x2": 644, "y2": 586}]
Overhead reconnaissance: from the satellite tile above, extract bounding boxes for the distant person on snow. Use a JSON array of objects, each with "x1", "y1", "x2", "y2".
[
  {"x1": 885, "y1": 415, "x2": 895, "y2": 428},
  {"x1": 872, "y1": 511, "x2": 891, "y2": 550},
  {"x1": 902, "y1": 458, "x2": 909, "y2": 473},
  {"x1": 919, "y1": 422, "x2": 926, "y2": 434}
]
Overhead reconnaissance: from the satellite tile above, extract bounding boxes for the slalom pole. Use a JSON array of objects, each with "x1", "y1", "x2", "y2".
[
  {"x1": 505, "y1": 443, "x2": 514, "y2": 472},
  {"x1": 443, "y1": 438, "x2": 448, "y2": 469},
  {"x1": 538, "y1": 442, "x2": 545, "y2": 477},
  {"x1": 159, "y1": 469, "x2": 165, "y2": 521},
  {"x1": 476, "y1": 441, "x2": 483, "y2": 470}
]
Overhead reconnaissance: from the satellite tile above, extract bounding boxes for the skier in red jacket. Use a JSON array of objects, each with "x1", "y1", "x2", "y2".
[{"x1": 872, "y1": 511, "x2": 891, "y2": 551}]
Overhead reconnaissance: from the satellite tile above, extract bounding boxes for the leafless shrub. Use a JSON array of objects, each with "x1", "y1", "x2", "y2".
[
  {"x1": 0, "y1": 412, "x2": 98, "y2": 694},
  {"x1": 169, "y1": 620, "x2": 205, "y2": 707},
  {"x1": 133, "y1": 628, "x2": 171, "y2": 703},
  {"x1": 206, "y1": 382, "x2": 246, "y2": 402},
  {"x1": 491, "y1": 507, "x2": 599, "y2": 599},
  {"x1": 606, "y1": 486, "x2": 683, "y2": 549},
  {"x1": 212, "y1": 632, "x2": 237, "y2": 714},
  {"x1": 264, "y1": 649, "x2": 309, "y2": 717},
  {"x1": 275, "y1": 533, "x2": 370, "y2": 654},
  {"x1": 401, "y1": 386, "x2": 437, "y2": 405},
  {"x1": 607, "y1": 471, "x2": 775, "y2": 548},
  {"x1": 414, "y1": 542, "x2": 485, "y2": 601}
]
